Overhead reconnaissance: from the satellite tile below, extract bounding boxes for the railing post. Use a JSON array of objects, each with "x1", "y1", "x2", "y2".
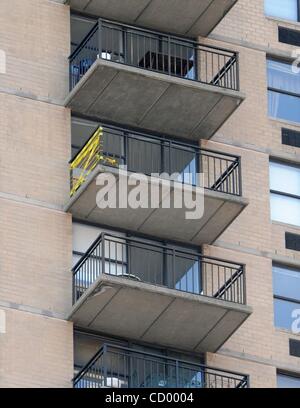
[
  {"x1": 198, "y1": 255, "x2": 202, "y2": 296},
  {"x1": 238, "y1": 156, "x2": 242, "y2": 196},
  {"x1": 70, "y1": 166, "x2": 73, "y2": 197},
  {"x1": 72, "y1": 269, "x2": 76, "y2": 305},
  {"x1": 195, "y1": 149, "x2": 200, "y2": 187},
  {"x1": 101, "y1": 232, "x2": 106, "y2": 275},
  {"x1": 98, "y1": 19, "x2": 102, "y2": 58},
  {"x1": 128, "y1": 352, "x2": 132, "y2": 388},
  {"x1": 172, "y1": 248, "x2": 176, "y2": 289},
  {"x1": 168, "y1": 35, "x2": 171, "y2": 76},
  {"x1": 243, "y1": 264, "x2": 247, "y2": 305},
  {"x1": 246, "y1": 374, "x2": 250, "y2": 388},
  {"x1": 103, "y1": 344, "x2": 108, "y2": 387},
  {"x1": 236, "y1": 51, "x2": 240, "y2": 91},
  {"x1": 175, "y1": 360, "x2": 179, "y2": 387}
]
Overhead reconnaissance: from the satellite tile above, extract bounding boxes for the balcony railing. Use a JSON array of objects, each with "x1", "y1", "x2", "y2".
[
  {"x1": 73, "y1": 344, "x2": 249, "y2": 389},
  {"x1": 69, "y1": 19, "x2": 239, "y2": 91},
  {"x1": 70, "y1": 124, "x2": 242, "y2": 197},
  {"x1": 73, "y1": 233, "x2": 246, "y2": 305}
]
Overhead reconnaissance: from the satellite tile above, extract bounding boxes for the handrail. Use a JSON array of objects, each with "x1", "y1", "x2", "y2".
[
  {"x1": 70, "y1": 127, "x2": 118, "y2": 196},
  {"x1": 69, "y1": 19, "x2": 239, "y2": 61},
  {"x1": 73, "y1": 232, "x2": 243, "y2": 275},
  {"x1": 69, "y1": 18, "x2": 239, "y2": 91},
  {"x1": 73, "y1": 343, "x2": 249, "y2": 388},
  {"x1": 72, "y1": 232, "x2": 246, "y2": 305},
  {"x1": 70, "y1": 123, "x2": 242, "y2": 196}
]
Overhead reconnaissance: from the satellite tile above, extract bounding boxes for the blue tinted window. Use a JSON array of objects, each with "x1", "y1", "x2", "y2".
[
  {"x1": 267, "y1": 58, "x2": 300, "y2": 124},
  {"x1": 267, "y1": 59, "x2": 300, "y2": 95},
  {"x1": 274, "y1": 298, "x2": 300, "y2": 330},
  {"x1": 270, "y1": 161, "x2": 300, "y2": 196},
  {"x1": 270, "y1": 193, "x2": 300, "y2": 226},
  {"x1": 273, "y1": 265, "x2": 300, "y2": 331},
  {"x1": 273, "y1": 265, "x2": 300, "y2": 301},
  {"x1": 269, "y1": 161, "x2": 300, "y2": 227},
  {"x1": 278, "y1": 373, "x2": 300, "y2": 388},
  {"x1": 265, "y1": 0, "x2": 298, "y2": 21},
  {"x1": 268, "y1": 90, "x2": 300, "y2": 124}
]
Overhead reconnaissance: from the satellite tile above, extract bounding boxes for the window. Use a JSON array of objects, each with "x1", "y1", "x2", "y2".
[
  {"x1": 267, "y1": 58, "x2": 300, "y2": 124},
  {"x1": 277, "y1": 372, "x2": 300, "y2": 388},
  {"x1": 286, "y1": 232, "x2": 300, "y2": 251},
  {"x1": 71, "y1": 116, "x2": 198, "y2": 184},
  {"x1": 273, "y1": 264, "x2": 300, "y2": 331},
  {"x1": 270, "y1": 161, "x2": 300, "y2": 226},
  {"x1": 265, "y1": 0, "x2": 299, "y2": 22},
  {"x1": 279, "y1": 27, "x2": 300, "y2": 47},
  {"x1": 282, "y1": 128, "x2": 300, "y2": 148},
  {"x1": 71, "y1": 15, "x2": 96, "y2": 55}
]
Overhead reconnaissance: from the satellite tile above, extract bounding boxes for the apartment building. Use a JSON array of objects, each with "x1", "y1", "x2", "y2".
[{"x1": 0, "y1": 0, "x2": 299, "y2": 388}]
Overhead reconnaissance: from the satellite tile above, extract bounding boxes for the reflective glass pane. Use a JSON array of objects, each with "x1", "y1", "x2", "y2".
[
  {"x1": 273, "y1": 265, "x2": 300, "y2": 301},
  {"x1": 277, "y1": 374, "x2": 300, "y2": 388},
  {"x1": 270, "y1": 161, "x2": 300, "y2": 196},
  {"x1": 71, "y1": 117, "x2": 98, "y2": 156},
  {"x1": 71, "y1": 15, "x2": 96, "y2": 53},
  {"x1": 274, "y1": 298, "x2": 300, "y2": 330},
  {"x1": 268, "y1": 90, "x2": 300, "y2": 124},
  {"x1": 265, "y1": 0, "x2": 298, "y2": 21},
  {"x1": 270, "y1": 193, "x2": 300, "y2": 226},
  {"x1": 267, "y1": 59, "x2": 300, "y2": 95}
]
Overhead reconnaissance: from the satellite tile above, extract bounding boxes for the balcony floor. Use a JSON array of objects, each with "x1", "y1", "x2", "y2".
[
  {"x1": 65, "y1": 165, "x2": 248, "y2": 245},
  {"x1": 67, "y1": 0, "x2": 238, "y2": 37},
  {"x1": 69, "y1": 274, "x2": 252, "y2": 353},
  {"x1": 65, "y1": 59, "x2": 245, "y2": 141}
]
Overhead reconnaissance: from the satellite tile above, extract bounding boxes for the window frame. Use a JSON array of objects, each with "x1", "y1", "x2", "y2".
[
  {"x1": 273, "y1": 263, "x2": 300, "y2": 331},
  {"x1": 267, "y1": 56, "x2": 300, "y2": 124},
  {"x1": 277, "y1": 371, "x2": 300, "y2": 388},
  {"x1": 265, "y1": 0, "x2": 300, "y2": 22},
  {"x1": 269, "y1": 159, "x2": 300, "y2": 226}
]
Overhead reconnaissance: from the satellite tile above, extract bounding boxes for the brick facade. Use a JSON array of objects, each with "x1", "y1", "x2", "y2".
[{"x1": 0, "y1": 0, "x2": 299, "y2": 388}]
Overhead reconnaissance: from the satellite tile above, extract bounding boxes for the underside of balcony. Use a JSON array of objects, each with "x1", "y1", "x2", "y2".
[
  {"x1": 65, "y1": 165, "x2": 248, "y2": 245},
  {"x1": 67, "y1": 0, "x2": 238, "y2": 37},
  {"x1": 69, "y1": 274, "x2": 251, "y2": 353},
  {"x1": 65, "y1": 59, "x2": 244, "y2": 141}
]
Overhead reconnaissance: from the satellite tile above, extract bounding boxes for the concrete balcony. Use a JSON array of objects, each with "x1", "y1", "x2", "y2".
[
  {"x1": 65, "y1": 125, "x2": 248, "y2": 245},
  {"x1": 68, "y1": 233, "x2": 252, "y2": 353},
  {"x1": 66, "y1": 0, "x2": 238, "y2": 37},
  {"x1": 65, "y1": 20, "x2": 244, "y2": 141},
  {"x1": 73, "y1": 344, "x2": 249, "y2": 389}
]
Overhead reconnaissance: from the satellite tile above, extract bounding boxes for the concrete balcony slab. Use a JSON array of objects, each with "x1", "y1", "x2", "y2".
[
  {"x1": 67, "y1": 0, "x2": 238, "y2": 37},
  {"x1": 68, "y1": 273, "x2": 252, "y2": 353},
  {"x1": 65, "y1": 59, "x2": 245, "y2": 141},
  {"x1": 65, "y1": 165, "x2": 248, "y2": 245}
]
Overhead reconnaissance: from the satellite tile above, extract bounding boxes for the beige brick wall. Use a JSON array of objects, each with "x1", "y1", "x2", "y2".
[
  {"x1": 0, "y1": 92, "x2": 71, "y2": 207},
  {"x1": 0, "y1": 0, "x2": 70, "y2": 102},
  {"x1": 0, "y1": 307, "x2": 73, "y2": 388},
  {"x1": 212, "y1": 0, "x2": 300, "y2": 55},
  {"x1": 0, "y1": 0, "x2": 73, "y2": 388},
  {"x1": 201, "y1": 139, "x2": 273, "y2": 253},
  {"x1": 1, "y1": 0, "x2": 299, "y2": 389},
  {"x1": 271, "y1": 223, "x2": 300, "y2": 263},
  {"x1": 200, "y1": 0, "x2": 300, "y2": 387},
  {"x1": 203, "y1": 244, "x2": 300, "y2": 385},
  {"x1": 0, "y1": 197, "x2": 72, "y2": 316},
  {"x1": 206, "y1": 352, "x2": 277, "y2": 389}
]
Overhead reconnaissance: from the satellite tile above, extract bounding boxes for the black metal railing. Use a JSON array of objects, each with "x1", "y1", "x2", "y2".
[
  {"x1": 70, "y1": 124, "x2": 242, "y2": 197},
  {"x1": 73, "y1": 233, "x2": 246, "y2": 305},
  {"x1": 69, "y1": 19, "x2": 239, "y2": 91},
  {"x1": 73, "y1": 344, "x2": 249, "y2": 389}
]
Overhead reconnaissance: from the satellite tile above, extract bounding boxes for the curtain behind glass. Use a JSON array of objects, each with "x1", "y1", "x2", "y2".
[{"x1": 267, "y1": 59, "x2": 300, "y2": 95}]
